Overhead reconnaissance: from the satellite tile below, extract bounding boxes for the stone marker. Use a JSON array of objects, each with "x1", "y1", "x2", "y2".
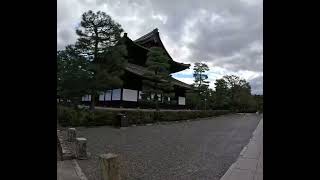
[
  {"x1": 118, "y1": 113, "x2": 129, "y2": 127},
  {"x1": 76, "y1": 137, "x2": 87, "y2": 159},
  {"x1": 57, "y1": 135, "x2": 63, "y2": 161},
  {"x1": 67, "y1": 128, "x2": 76, "y2": 142},
  {"x1": 99, "y1": 153, "x2": 121, "y2": 180}
]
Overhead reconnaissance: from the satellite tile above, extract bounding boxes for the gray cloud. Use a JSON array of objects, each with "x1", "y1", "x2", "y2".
[
  {"x1": 249, "y1": 75, "x2": 263, "y2": 95},
  {"x1": 57, "y1": 0, "x2": 263, "y2": 94}
]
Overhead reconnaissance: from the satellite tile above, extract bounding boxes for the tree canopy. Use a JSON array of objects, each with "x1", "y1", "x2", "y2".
[
  {"x1": 142, "y1": 47, "x2": 174, "y2": 110},
  {"x1": 75, "y1": 10, "x2": 127, "y2": 110},
  {"x1": 193, "y1": 62, "x2": 210, "y2": 88},
  {"x1": 189, "y1": 62, "x2": 211, "y2": 110},
  {"x1": 187, "y1": 63, "x2": 262, "y2": 112},
  {"x1": 57, "y1": 45, "x2": 92, "y2": 106},
  {"x1": 75, "y1": 10, "x2": 123, "y2": 61},
  {"x1": 57, "y1": 10, "x2": 127, "y2": 110}
]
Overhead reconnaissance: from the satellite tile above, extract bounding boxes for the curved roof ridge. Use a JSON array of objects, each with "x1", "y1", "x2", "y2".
[
  {"x1": 134, "y1": 28, "x2": 190, "y2": 66},
  {"x1": 134, "y1": 28, "x2": 158, "y2": 42},
  {"x1": 127, "y1": 28, "x2": 191, "y2": 72}
]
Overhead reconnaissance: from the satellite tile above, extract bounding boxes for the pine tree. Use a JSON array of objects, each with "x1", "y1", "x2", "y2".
[
  {"x1": 75, "y1": 10, "x2": 126, "y2": 110},
  {"x1": 193, "y1": 62, "x2": 210, "y2": 109},
  {"x1": 142, "y1": 47, "x2": 174, "y2": 111},
  {"x1": 193, "y1": 62, "x2": 210, "y2": 87},
  {"x1": 75, "y1": 10, "x2": 123, "y2": 61}
]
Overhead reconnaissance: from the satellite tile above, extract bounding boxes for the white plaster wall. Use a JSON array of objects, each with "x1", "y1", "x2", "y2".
[
  {"x1": 99, "y1": 92, "x2": 105, "y2": 101},
  {"x1": 105, "y1": 90, "x2": 112, "y2": 101},
  {"x1": 82, "y1": 95, "x2": 91, "y2": 101},
  {"x1": 123, "y1": 89, "x2": 138, "y2": 102},
  {"x1": 178, "y1": 97, "x2": 186, "y2": 105},
  {"x1": 112, "y1": 89, "x2": 121, "y2": 100}
]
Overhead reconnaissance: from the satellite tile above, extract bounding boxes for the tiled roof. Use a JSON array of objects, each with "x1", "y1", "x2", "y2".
[
  {"x1": 125, "y1": 63, "x2": 192, "y2": 89},
  {"x1": 134, "y1": 28, "x2": 159, "y2": 43},
  {"x1": 133, "y1": 29, "x2": 191, "y2": 70}
]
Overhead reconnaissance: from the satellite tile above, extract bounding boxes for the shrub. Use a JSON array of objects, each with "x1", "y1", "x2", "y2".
[
  {"x1": 126, "y1": 111, "x2": 142, "y2": 124},
  {"x1": 158, "y1": 112, "x2": 179, "y2": 121},
  {"x1": 87, "y1": 110, "x2": 115, "y2": 126},
  {"x1": 57, "y1": 106, "x2": 83, "y2": 126},
  {"x1": 57, "y1": 106, "x2": 231, "y2": 127}
]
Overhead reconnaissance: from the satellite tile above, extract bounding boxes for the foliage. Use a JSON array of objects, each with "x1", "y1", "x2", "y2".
[
  {"x1": 186, "y1": 89, "x2": 201, "y2": 109},
  {"x1": 71, "y1": 10, "x2": 127, "y2": 110},
  {"x1": 188, "y1": 63, "x2": 263, "y2": 113},
  {"x1": 212, "y1": 78, "x2": 231, "y2": 109},
  {"x1": 142, "y1": 47, "x2": 174, "y2": 111},
  {"x1": 75, "y1": 10, "x2": 123, "y2": 59},
  {"x1": 254, "y1": 95, "x2": 263, "y2": 112},
  {"x1": 212, "y1": 75, "x2": 259, "y2": 112},
  {"x1": 193, "y1": 62, "x2": 210, "y2": 87},
  {"x1": 57, "y1": 45, "x2": 92, "y2": 106},
  {"x1": 192, "y1": 62, "x2": 211, "y2": 109},
  {"x1": 57, "y1": 106, "x2": 231, "y2": 127}
]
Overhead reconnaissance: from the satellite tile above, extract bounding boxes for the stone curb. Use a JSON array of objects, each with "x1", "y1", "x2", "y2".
[
  {"x1": 73, "y1": 159, "x2": 88, "y2": 180},
  {"x1": 220, "y1": 118, "x2": 263, "y2": 180}
]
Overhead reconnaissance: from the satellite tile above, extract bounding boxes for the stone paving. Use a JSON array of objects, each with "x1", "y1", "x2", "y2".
[
  {"x1": 220, "y1": 118, "x2": 263, "y2": 180},
  {"x1": 57, "y1": 160, "x2": 82, "y2": 180},
  {"x1": 73, "y1": 113, "x2": 261, "y2": 180}
]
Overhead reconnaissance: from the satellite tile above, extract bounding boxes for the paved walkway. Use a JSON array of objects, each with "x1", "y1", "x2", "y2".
[
  {"x1": 57, "y1": 160, "x2": 88, "y2": 180},
  {"x1": 220, "y1": 118, "x2": 263, "y2": 180},
  {"x1": 76, "y1": 113, "x2": 261, "y2": 180}
]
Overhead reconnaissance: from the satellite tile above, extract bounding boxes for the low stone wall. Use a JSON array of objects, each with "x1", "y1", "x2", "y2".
[{"x1": 57, "y1": 128, "x2": 89, "y2": 161}]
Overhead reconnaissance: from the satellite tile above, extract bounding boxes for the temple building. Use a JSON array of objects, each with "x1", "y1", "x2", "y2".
[{"x1": 82, "y1": 28, "x2": 192, "y2": 108}]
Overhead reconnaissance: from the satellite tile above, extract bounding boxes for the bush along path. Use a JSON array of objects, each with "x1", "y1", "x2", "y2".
[{"x1": 57, "y1": 105, "x2": 232, "y2": 127}]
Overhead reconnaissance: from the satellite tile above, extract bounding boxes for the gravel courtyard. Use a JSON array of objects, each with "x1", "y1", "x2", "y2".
[{"x1": 76, "y1": 113, "x2": 261, "y2": 180}]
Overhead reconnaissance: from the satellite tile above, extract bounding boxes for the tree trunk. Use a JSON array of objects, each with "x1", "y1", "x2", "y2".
[
  {"x1": 90, "y1": 94, "x2": 95, "y2": 111},
  {"x1": 72, "y1": 98, "x2": 79, "y2": 110},
  {"x1": 154, "y1": 94, "x2": 160, "y2": 122},
  {"x1": 155, "y1": 100, "x2": 159, "y2": 112},
  {"x1": 90, "y1": 28, "x2": 98, "y2": 111}
]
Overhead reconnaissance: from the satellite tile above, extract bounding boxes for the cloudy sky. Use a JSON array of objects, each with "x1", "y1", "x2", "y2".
[{"x1": 58, "y1": 0, "x2": 263, "y2": 94}]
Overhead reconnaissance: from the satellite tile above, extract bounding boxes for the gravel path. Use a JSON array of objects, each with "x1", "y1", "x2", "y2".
[{"x1": 76, "y1": 113, "x2": 261, "y2": 180}]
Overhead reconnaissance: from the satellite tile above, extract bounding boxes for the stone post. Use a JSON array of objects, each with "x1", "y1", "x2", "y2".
[
  {"x1": 99, "y1": 153, "x2": 121, "y2": 180},
  {"x1": 120, "y1": 114, "x2": 129, "y2": 127},
  {"x1": 57, "y1": 134, "x2": 63, "y2": 161},
  {"x1": 67, "y1": 128, "x2": 76, "y2": 142},
  {"x1": 75, "y1": 137, "x2": 87, "y2": 159}
]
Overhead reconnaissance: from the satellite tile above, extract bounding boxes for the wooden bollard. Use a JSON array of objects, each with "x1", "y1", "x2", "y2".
[
  {"x1": 67, "y1": 128, "x2": 76, "y2": 142},
  {"x1": 99, "y1": 153, "x2": 120, "y2": 180},
  {"x1": 76, "y1": 137, "x2": 87, "y2": 159}
]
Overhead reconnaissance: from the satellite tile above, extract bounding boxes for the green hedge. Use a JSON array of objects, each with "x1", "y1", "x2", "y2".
[{"x1": 57, "y1": 106, "x2": 231, "y2": 127}]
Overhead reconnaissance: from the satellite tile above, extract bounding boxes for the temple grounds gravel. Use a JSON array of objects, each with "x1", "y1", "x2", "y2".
[{"x1": 72, "y1": 113, "x2": 261, "y2": 180}]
